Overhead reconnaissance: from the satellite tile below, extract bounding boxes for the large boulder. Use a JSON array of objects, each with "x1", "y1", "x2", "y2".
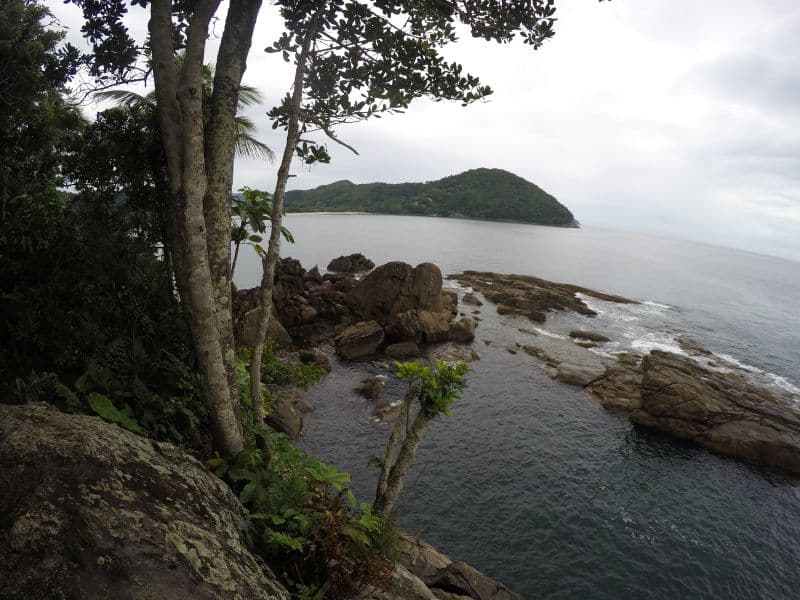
[
  {"x1": 238, "y1": 307, "x2": 292, "y2": 348},
  {"x1": 328, "y1": 253, "x2": 375, "y2": 273},
  {"x1": 0, "y1": 402, "x2": 289, "y2": 600},
  {"x1": 387, "y1": 309, "x2": 453, "y2": 344},
  {"x1": 346, "y1": 262, "x2": 445, "y2": 323},
  {"x1": 335, "y1": 320, "x2": 385, "y2": 360},
  {"x1": 629, "y1": 351, "x2": 800, "y2": 474}
]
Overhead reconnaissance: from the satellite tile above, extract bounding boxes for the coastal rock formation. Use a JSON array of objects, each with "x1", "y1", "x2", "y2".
[
  {"x1": 387, "y1": 309, "x2": 453, "y2": 344},
  {"x1": 347, "y1": 261, "x2": 445, "y2": 319},
  {"x1": 344, "y1": 261, "x2": 470, "y2": 350},
  {"x1": 235, "y1": 259, "x2": 477, "y2": 358},
  {"x1": 0, "y1": 402, "x2": 290, "y2": 600},
  {"x1": 328, "y1": 253, "x2": 375, "y2": 273},
  {"x1": 462, "y1": 293, "x2": 483, "y2": 306},
  {"x1": 581, "y1": 351, "x2": 800, "y2": 474},
  {"x1": 449, "y1": 271, "x2": 635, "y2": 322},
  {"x1": 554, "y1": 363, "x2": 607, "y2": 387},
  {"x1": 335, "y1": 320, "x2": 385, "y2": 359},
  {"x1": 632, "y1": 351, "x2": 800, "y2": 474}
]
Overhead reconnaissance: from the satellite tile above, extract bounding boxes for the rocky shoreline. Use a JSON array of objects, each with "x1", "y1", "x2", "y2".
[
  {"x1": 449, "y1": 270, "x2": 800, "y2": 476},
  {"x1": 238, "y1": 257, "x2": 800, "y2": 477}
]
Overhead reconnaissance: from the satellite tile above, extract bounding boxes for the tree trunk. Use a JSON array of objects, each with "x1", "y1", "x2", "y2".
[
  {"x1": 374, "y1": 405, "x2": 434, "y2": 516},
  {"x1": 246, "y1": 10, "x2": 321, "y2": 429},
  {"x1": 203, "y1": 0, "x2": 263, "y2": 429},
  {"x1": 375, "y1": 389, "x2": 413, "y2": 504},
  {"x1": 148, "y1": 0, "x2": 244, "y2": 457}
]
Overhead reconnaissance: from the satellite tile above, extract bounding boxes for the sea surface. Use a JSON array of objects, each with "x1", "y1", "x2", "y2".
[{"x1": 234, "y1": 214, "x2": 800, "y2": 599}]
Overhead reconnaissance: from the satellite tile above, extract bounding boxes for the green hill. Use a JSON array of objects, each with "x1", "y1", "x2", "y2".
[{"x1": 284, "y1": 168, "x2": 577, "y2": 226}]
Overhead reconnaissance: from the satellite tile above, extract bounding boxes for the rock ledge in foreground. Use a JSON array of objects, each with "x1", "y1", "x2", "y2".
[{"x1": 0, "y1": 402, "x2": 289, "y2": 600}]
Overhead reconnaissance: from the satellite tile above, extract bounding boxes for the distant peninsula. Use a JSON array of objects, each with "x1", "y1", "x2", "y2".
[{"x1": 284, "y1": 168, "x2": 578, "y2": 227}]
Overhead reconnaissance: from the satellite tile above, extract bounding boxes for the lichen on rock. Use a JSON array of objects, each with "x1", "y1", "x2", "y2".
[{"x1": 0, "y1": 402, "x2": 290, "y2": 600}]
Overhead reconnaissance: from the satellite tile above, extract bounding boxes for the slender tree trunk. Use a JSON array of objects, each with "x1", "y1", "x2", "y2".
[
  {"x1": 230, "y1": 238, "x2": 241, "y2": 281},
  {"x1": 247, "y1": 10, "x2": 321, "y2": 428},
  {"x1": 374, "y1": 405, "x2": 435, "y2": 516},
  {"x1": 204, "y1": 0, "x2": 263, "y2": 425},
  {"x1": 375, "y1": 389, "x2": 413, "y2": 504},
  {"x1": 149, "y1": 0, "x2": 244, "y2": 457}
]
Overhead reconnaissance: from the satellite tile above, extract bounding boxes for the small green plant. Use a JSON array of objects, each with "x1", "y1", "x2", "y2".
[
  {"x1": 209, "y1": 423, "x2": 395, "y2": 597},
  {"x1": 260, "y1": 340, "x2": 324, "y2": 390},
  {"x1": 374, "y1": 359, "x2": 470, "y2": 516}
]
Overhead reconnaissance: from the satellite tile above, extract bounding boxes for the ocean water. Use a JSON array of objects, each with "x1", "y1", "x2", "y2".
[{"x1": 235, "y1": 214, "x2": 800, "y2": 598}]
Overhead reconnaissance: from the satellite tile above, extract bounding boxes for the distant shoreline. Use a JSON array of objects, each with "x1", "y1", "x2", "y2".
[{"x1": 284, "y1": 208, "x2": 581, "y2": 229}]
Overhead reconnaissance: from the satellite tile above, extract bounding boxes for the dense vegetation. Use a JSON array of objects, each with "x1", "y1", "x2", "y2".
[
  {"x1": 284, "y1": 168, "x2": 577, "y2": 226},
  {"x1": 2, "y1": 0, "x2": 574, "y2": 596}
]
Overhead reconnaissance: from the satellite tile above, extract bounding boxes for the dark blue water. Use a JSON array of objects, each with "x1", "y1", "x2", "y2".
[{"x1": 235, "y1": 215, "x2": 800, "y2": 598}]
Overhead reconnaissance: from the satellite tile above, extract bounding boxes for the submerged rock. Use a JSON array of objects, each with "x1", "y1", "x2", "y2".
[
  {"x1": 449, "y1": 318, "x2": 477, "y2": 344},
  {"x1": 385, "y1": 341, "x2": 422, "y2": 358},
  {"x1": 0, "y1": 403, "x2": 289, "y2": 600},
  {"x1": 569, "y1": 330, "x2": 610, "y2": 343},
  {"x1": 356, "y1": 376, "x2": 384, "y2": 400},
  {"x1": 298, "y1": 347, "x2": 332, "y2": 372},
  {"x1": 462, "y1": 293, "x2": 483, "y2": 306}
]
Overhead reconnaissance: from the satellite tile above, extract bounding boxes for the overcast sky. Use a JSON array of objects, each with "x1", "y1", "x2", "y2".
[{"x1": 54, "y1": 1, "x2": 800, "y2": 261}]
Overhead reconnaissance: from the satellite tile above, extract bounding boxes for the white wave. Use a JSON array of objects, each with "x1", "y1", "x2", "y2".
[
  {"x1": 715, "y1": 353, "x2": 764, "y2": 374},
  {"x1": 589, "y1": 347, "x2": 617, "y2": 359},
  {"x1": 575, "y1": 293, "x2": 607, "y2": 315},
  {"x1": 529, "y1": 326, "x2": 567, "y2": 340},
  {"x1": 642, "y1": 300, "x2": 675, "y2": 310},
  {"x1": 629, "y1": 332, "x2": 688, "y2": 356},
  {"x1": 765, "y1": 373, "x2": 800, "y2": 397},
  {"x1": 698, "y1": 353, "x2": 800, "y2": 400}
]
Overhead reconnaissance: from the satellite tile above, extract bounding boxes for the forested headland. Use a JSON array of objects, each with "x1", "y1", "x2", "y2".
[{"x1": 283, "y1": 168, "x2": 578, "y2": 226}]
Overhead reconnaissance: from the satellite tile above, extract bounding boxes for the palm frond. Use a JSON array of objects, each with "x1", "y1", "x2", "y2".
[
  {"x1": 234, "y1": 115, "x2": 258, "y2": 133},
  {"x1": 235, "y1": 133, "x2": 276, "y2": 162},
  {"x1": 238, "y1": 84, "x2": 264, "y2": 107},
  {"x1": 94, "y1": 89, "x2": 155, "y2": 109}
]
